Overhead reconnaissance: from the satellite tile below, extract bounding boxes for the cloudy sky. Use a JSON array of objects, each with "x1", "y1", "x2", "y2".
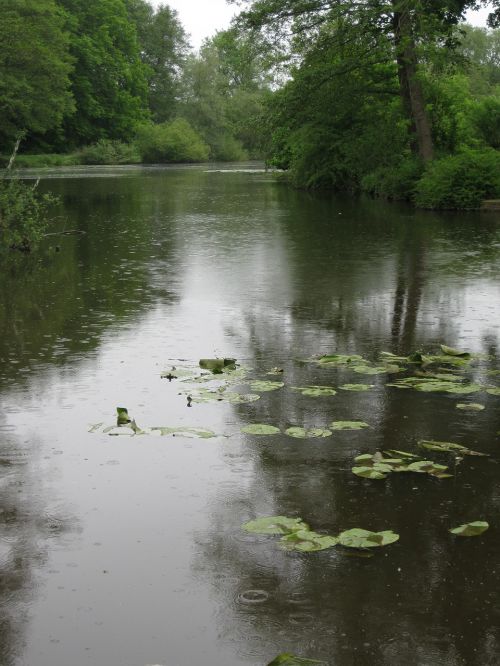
[{"x1": 151, "y1": 1, "x2": 492, "y2": 49}]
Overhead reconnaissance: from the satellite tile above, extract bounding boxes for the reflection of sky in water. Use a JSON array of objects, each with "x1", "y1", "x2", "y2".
[{"x1": 0, "y1": 166, "x2": 499, "y2": 665}]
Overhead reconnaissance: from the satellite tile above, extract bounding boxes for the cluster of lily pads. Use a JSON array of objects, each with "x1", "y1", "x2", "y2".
[
  {"x1": 242, "y1": 515, "x2": 399, "y2": 553},
  {"x1": 352, "y1": 440, "x2": 487, "y2": 480},
  {"x1": 88, "y1": 407, "x2": 217, "y2": 438},
  {"x1": 241, "y1": 421, "x2": 369, "y2": 438}
]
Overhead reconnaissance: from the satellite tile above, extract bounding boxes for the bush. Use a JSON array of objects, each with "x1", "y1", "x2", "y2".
[
  {"x1": 0, "y1": 153, "x2": 79, "y2": 168},
  {"x1": 361, "y1": 157, "x2": 422, "y2": 201},
  {"x1": 79, "y1": 139, "x2": 141, "y2": 165},
  {"x1": 0, "y1": 177, "x2": 55, "y2": 251},
  {"x1": 136, "y1": 119, "x2": 209, "y2": 163},
  {"x1": 209, "y1": 134, "x2": 248, "y2": 162},
  {"x1": 414, "y1": 148, "x2": 500, "y2": 209},
  {"x1": 470, "y1": 97, "x2": 500, "y2": 150}
]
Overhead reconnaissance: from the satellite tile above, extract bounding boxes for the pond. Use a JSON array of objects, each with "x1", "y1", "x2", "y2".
[{"x1": 0, "y1": 163, "x2": 499, "y2": 666}]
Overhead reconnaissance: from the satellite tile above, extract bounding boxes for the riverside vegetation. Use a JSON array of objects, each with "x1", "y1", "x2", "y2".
[{"x1": 1, "y1": 1, "x2": 500, "y2": 251}]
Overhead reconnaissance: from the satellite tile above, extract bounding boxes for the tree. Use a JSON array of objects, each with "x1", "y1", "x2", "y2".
[
  {"x1": 230, "y1": 0, "x2": 500, "y2": 162},
  {"x1": 58, "y1": 0, "x2": 150, "y2": 147},
  {"x1": 0, "y1": 0, "x2": 74, "y2": 151}
]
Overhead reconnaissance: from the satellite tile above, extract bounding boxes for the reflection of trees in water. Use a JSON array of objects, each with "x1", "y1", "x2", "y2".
[{"x1": 195, "y1": 198, "x2": 500, "y2": 664}]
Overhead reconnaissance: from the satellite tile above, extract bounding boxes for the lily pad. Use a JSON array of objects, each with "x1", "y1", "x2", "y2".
[
  {"x1": 243, "y1": 516, "x2": 308, "y2": 535},
  {"x1": 150, "y1": 427, "x2": 216, "y2": 439},
  {"x1": 352, "y1": 466, "x2": 388, "y2": 480},
  {"x1": 419, "y1": 440, "x2": 487, "y2": 456},
  {"x1": 330, "y1": 421, "x2": 370, "y2": 430},
  {"x1": 352, "y1": 365, "x2": 400, "y2": 375},
  {"x1": 456, "y1": 403, "x2": 485, "y2": 411},
  {"x1": 440, "y1": 344, "x2": 470, "y2": 358},
  {"x1": 190, "y1": 389, "x2": 260, "y2": 404},
  {"x1": 339, "y1": 384, "x2": 374, "y2": 391},
  {"x1": 267, "y1": 654, "x2": 324, "y2": 665},
  {"x1": 449, "y1": 521, "x2": 489, "y2": 537},
  {"x1": 199, "y1": 358, "x2": 236, "y2": 371},
  {"x1": 280, "y1": 530, "x2": 338, "y2": 552},
  {"x1": 292, "y1": 386, "x2": 337, "y2": 397},
  {"x1": 285, "y1": 427, "x2": 332, "y2": 439},
  {"x1": 486, "y1": 387, "x2": 500, "y2": 396},
  {"x1": 317, "y1": 354, "x2": 364, "y2": 365},
  {"x1": 337, "y1": 528, "x2": 399, "y2": 548},
  {"x1": 241, "y1": 424, "x2": 281, "y2": 435},
  {"x1": 117, "y1": 407, "x2": 131, "y2": 425},
  {"x1": 249, "y1": 380, "x2": 285, "y2": 392}
]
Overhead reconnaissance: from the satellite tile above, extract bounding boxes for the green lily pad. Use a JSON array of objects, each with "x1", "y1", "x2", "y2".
[
  {"x1": 243, "y1": 516, "x2": 308, "y2": 535},
  {"x1": 117, "y1": 407, "x2": 131, "y2": 425},
  {"x1": 419, "y1": 440, "x2": 487, "y2": 456},
  {"x1": 199, "y1": 358, "x2": 236, "y2": 371},
  {"x1": 150, "y1": 427, "x2": 216, "y2": 439},
  {"x1": 317, "y1": 354, "x2": 364, "y2": 365},
  {"x1": 267, "y1": 654, "x2": 324, "y2": 665},
  {"x1": 330, "y1": 421, "x2": 370, "y2": 430},
  {"x1": 338, "y1": 528, "x2": 399, "y2": 548},
  {"x1": 249, "y1": 380, "x2": 285, "y2": 392},
  {"x1": 280, "y1": 530, "x2": 338, "y2": 552},
  {"x1": 352, "y1": 365, "x2": 400, "y2": 375},
  {"x1": 339, "y1": 384, "x2": 374, "y2": 391},
  {"x1": 444, "y1": 384, "x2": 482, "y2": 394},
  {"x1": 105, "y1": 426, "x2": 136, "y2": 436},
  {"x1": 285, "y1": 427, "x2": 332, "y2": 439},
  {"x1": 352, "y1": 466, "x2": 388, "y2": 480},
  {"x1": 292, "y1": 385, "x2": 337, "y2": 397},
  {"x1": 190, "y1": 389, "x2": 260, "y2": 404},
  {"x1": 387, "y1": 449, "x2": 419, "y2": 459},
  {"x1": 440, "y1": 344, "x2": 470, "y2": 358},
  {"x1": 486, "y1": 387, "x2": 500, "y2": 396},
  {"x1": 449, "y1": 521, "x2": 489, "y2": 537},
  {"x1": 241, "y1": 424, "x2": 281, "y2": 435},
  {"x1": 456, "y1": 403, "x2": 485, "y2": 411},
  {"x1": 354, "y1": 453, "x2": 376, "y2": 462}
]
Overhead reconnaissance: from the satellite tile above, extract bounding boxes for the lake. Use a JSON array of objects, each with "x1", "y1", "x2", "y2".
[{"x1": 0, "y1": 163, "x2": 499, "y2": 666}]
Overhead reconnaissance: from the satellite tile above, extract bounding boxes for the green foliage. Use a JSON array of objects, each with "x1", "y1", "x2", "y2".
[
  {"x1": 0, "y1": 0, "x2": 74, "y2": 151},
  {"x1": 135, "y1": 119, "x2": 209, "y2": 163},
  {"x1": 361, "y1": 157, "x2": 423, "y2": 200},
  {"x1": 79, "y1": 140, "x2": 141, "y2": 165},
  {"x1": 470, "y1": 97, "x2": 500, "y2": 149},
  {"x1": 414, "y1": 148, "x2": 500, "y2": 209}
]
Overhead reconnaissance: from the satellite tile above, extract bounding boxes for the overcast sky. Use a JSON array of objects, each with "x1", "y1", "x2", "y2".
[{"x1": 150, "y1": 1, "x2": 492, "y2": 50}]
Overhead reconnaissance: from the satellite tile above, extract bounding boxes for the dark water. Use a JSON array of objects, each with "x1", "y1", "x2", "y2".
[{"x1": 0, "y1": 164, "x2": 500, "y2": 666}]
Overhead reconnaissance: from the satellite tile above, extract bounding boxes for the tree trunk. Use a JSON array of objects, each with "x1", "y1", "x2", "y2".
[{"x1": 392, "y1": 7, "x2": 434, "y2": 162}]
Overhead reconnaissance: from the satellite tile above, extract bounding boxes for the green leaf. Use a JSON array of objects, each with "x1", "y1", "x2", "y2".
[
  {"x1": 199, "y1": 358, "x2": 236, "y2": 371},
  {"x1": 150, "y1": 427, "x2": 217, "y2": 439},
  {"x1": 330, "y1": 421, "x2": 370, "y2": 430},
  {"x1": 241, "y1": 424, "x2": 281, "y2": 435},
  {"x1": 267, "y1": 654, "x2": 324, "y2": 665},
  {"x1": 352, "y1": 365, "x2": 400, "y2": 375},
  {"x1": 338, "y1": 528, "x2": 399, "y2": 548},
  {"x1": 352, "y1": 466, "x2": 388, "y2": 480},
  {"x1": 249, "y1": 380, "x2": 285, "y2": 392},
  {"x1": 486, "y1": 387, "x2": 500, "y2": 396},
  {"x1": 456, "y1": 403, "x2": 485, "y2": 411},
  {"x1": 449, "y1": 521, "x2": 489, "y2": 537},
  {"x1": 285, "y1": 427, "x2": 332, "y2": 439},
  {"x1": 116, "y1": 407, "x2": 130, "y2": 425},
  {"x1": 317, "y1": 354, "x2": 364, "y2": 365},
  {"x1": 354, "y1": 454, "x2": 375, "y2": 462},
  {"x1": 243, "y1": 516, "x2": 309, "y2": 535},
  {"x1": 387, "y1": 449, "x2": 419, "y2": 459},
  {"x1": 419, "y1": 440, "x2": 487, "y2": 456},
  {"x1": 440, "y1": 344, "x2": 470, "y2": 358},
  {"x1": 339, "y1": 384, "x2": 374, "y2": 391},
  {"x1": 280, "y1": 530, "x2": 338, "y2": 552},
  {"x1": 292, "y1": 386, "x2": 337, "y2": 397}
]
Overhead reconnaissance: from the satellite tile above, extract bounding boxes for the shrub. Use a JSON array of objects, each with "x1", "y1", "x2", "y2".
[
  {"x1": 414, "y1": 148, "x2": 500, "y2": 209},
  {"x1": 470, "y1": 97, "x2": 500, "y2": 150},
  {"x1": 361, "y1": 157, "x2": 422, "y2": 201},
  {"x1": 79, "y1": 139, "x2": 141, "y2": 165},
  {"x1": 209, "y1": 134, "x2": 248, "y2": 162},
  {"x1": 136, "y1": 119, "x2": 209, "y2": 163}
]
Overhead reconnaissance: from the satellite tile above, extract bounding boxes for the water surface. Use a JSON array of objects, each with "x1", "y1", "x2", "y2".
[{"x1": 1, "y1": 163, "x2": 500, "y2": 666}]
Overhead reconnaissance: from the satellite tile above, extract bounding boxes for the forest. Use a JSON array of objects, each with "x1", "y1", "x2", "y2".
[{"x1": 1, "y1": 0, "x2": 500, "y2": 211}]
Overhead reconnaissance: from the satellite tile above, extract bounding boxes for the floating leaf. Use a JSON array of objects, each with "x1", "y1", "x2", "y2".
[
  {"x1": 449, "y1": 521, "x2": 489, "y2": 537},
  {"x1": 292, "y1": 385, "x2": 337, "y2": 397},
  {"x1": 267, "y1": 654, "x2": 324, "y2": 665},
  {"x1": 352, "y1": 466, "x2": 388, "y2": 480},
  {"x1": 440, "y1": 344, "x2": 470, "y2": 358},
  {"x1": 88, "y1": 423, "x2": 104, "y2": 433},
  {"x1": 338, "y1": 528, "x2": 399, "y2": 549},
  {"x1": 267, "y1": 367, "x2": 284, "y2": 375},
  {"x1": 190, "y1": 389, "x2": 260, "y2": 404},
  {"x1": 150, "y1": 427, "x2": 216, "y2": 439},
  {"x1": 116, "y1": 407, "x2": 131, "y2": 425},
  {"x1": 285, "y1": 427, "x2": 332, "y2": 439},
  {"x1": 444, "y1": 383, "x2": 482, "y2": 395},
  {"x1": 387, "y1": 449, "x2": 419, "y2": 459},
  {"x1": 419, "y1": 440, "x2": 487, "y2": 456},
  {"x1": 352, "y1": 365, "x2": 400, "y2": 375},
  {"x1": 317, "y1": 354, "x2": 364, "y2": 365},
  {"x1": 241, "y1": 424, "x2": 281, "y2": 435},
  {"x1": 106, "y1": 426, "x2": 135, "y2": 436},
  {"x1": 199, "y1": 358, "x2": 236, "y2": 371},
  {"x1": 330, "y1": 421, "x2": 370, "y2": 431},
  {"x1": 486, "y1": 387, "x2": 500, "y2": 396},
  {"x1": 354, "y1": 453, "x2": 376, "y2": 462},
  {"x1": 243, "y1": 516, "x2": 308, "y2": 535},
  {"x1": 456, "y1": 403, "x2": 485, "y2": 411},
  {"x1": 339, "y1": 384, "x2": 374, "y2": 391},
  {"x1": 249, "y1": 380, "x2": 285, "y2": 392},
  {"x1": 280, "y1": 530, "x2": 338, "y2": 552}
]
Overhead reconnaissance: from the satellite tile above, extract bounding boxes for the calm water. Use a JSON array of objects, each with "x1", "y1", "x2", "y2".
[{"x1": 0, "y1": 163, "x2": 500, "y2": 666}]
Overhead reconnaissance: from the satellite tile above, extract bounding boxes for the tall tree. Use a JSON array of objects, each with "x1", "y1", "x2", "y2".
[
  {"x1": 0, "y1": 0, "x2": 74, "y2": 151},
  {"x1": 58, "y1": 0, "x2": 149, "y2": 147}
]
